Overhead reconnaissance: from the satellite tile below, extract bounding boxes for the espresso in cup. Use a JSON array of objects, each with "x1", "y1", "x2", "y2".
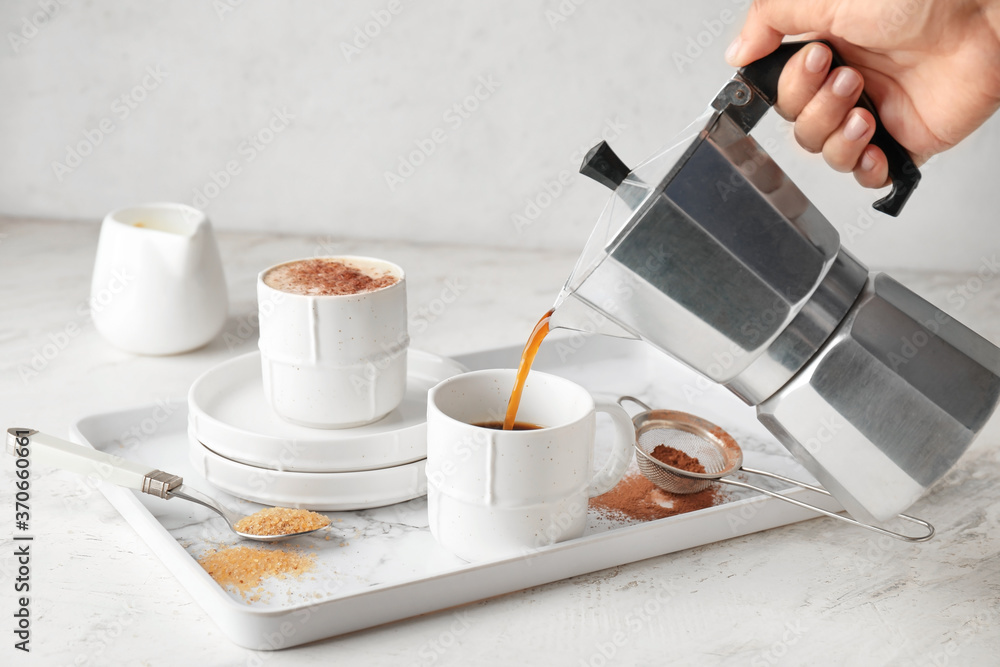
[
  {"x1": 258, "y1": 256, "x2": 408, "y2": 429},
  {"x1": 426, "y1": 369, "x2": 635, "y2": 562},
  {"x1": 472, "y1": 421, "x2": 543, "y2": 431}
]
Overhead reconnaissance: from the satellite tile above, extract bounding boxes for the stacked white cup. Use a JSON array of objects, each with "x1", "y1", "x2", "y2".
[{"x1": 257, "y1": 256, "x2": 409, "y2": 429}]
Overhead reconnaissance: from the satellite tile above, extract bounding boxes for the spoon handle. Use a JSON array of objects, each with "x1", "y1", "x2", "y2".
[{"x1": 6, "y1": 428, "x2": 182, "y2": 498}]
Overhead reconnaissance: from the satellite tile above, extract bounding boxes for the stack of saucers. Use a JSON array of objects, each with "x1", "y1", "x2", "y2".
[{"x1": 186, "y1": 349, "x2": 466, "y2": 510}]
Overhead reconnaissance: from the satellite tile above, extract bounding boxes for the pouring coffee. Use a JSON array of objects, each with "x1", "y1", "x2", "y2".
[{"x1": 511, "y1": 40, "x2": 1000, "y2": 524}]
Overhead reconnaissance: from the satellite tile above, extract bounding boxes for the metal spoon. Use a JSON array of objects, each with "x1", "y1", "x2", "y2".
[{"x1": 6, "y1": 428, "x2": 327, "y2": 542}]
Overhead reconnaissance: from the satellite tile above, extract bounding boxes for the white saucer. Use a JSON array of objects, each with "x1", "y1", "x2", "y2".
[
  {"x1": 188, "y1": 438, "x2": 427, "y2": 510},
  {"x1": 187, "y1": 349, "x2": 466, "y2": 472}
]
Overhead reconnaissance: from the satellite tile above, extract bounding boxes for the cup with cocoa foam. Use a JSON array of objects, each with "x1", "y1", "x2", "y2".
[{"x1": 257, "y1": 256, "x2": 408, "y2": 429}]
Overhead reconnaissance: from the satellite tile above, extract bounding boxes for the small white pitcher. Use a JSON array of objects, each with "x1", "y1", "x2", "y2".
[{"x1": 90, "y1": 203, "x2": 228, "y2": 355}]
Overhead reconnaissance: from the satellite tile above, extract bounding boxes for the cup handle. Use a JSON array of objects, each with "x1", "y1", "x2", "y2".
[{"x1": 587, "y1": 396, "x2": 636, "y2": 497}]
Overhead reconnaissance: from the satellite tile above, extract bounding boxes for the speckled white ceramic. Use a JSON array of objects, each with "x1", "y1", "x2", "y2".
[
  {"x1": 257, "y1": 256, "x2": 408, "y2": 429},
  {"x1": 426, "y1": 369, "x2": 634, "y2": 562},
  {"x1": 90, "y1": 203, "x2": 228, "y2": 355}
]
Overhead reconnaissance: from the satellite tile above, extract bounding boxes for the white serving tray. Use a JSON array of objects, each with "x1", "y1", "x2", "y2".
[{"x1": 70, "y1": 335, "x2": 842, "y2": 650}]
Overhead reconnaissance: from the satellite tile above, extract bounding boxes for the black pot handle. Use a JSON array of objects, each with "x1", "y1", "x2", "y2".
[{"x1": 739, "y1": 40, "x2": 920, "y2": 217}]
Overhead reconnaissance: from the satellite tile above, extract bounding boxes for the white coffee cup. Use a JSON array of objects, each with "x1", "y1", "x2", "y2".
[
  {"x1": 426, "y1": 369, "x2": 635, "y2": 562},
  {"x1": 91, "y1": 203, "x2": 228, "y2": 355},
  {"x1": 257, "y1": 256, "x2": 408, "y2": 429}
]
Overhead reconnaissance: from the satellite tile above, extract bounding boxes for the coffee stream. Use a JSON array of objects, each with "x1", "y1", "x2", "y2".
[{"x1": 502, "y1": 309, "x2": 554, "y2": 430}]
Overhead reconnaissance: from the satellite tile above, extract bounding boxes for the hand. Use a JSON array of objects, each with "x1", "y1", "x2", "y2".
[{"x1": 725, "y1": 0, "x2": 1000, "y2": 189}]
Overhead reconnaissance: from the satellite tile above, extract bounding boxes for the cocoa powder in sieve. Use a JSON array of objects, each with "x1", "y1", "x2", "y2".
[
  {"x1": 589, "y1": 470, "x2": 724, "y2": 522},
  {"x1": 650, "y1": 444, "x2": 705, "y2": 473}
]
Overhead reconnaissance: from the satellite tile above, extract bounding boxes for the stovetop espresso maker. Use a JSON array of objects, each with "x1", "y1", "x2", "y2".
[{"x1": 551, "y1": 41, "x2": 1000, "y2": 524}]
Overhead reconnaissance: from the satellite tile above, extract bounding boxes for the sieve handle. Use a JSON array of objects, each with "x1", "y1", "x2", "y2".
[
  {"x1": 617, "y1": 395, "x2": 652, "y2": 414},
  {"x1": 587, "y1": 396, "x2": 636, "y2": 497},
  {"x1": 723, "y1": 466, "x2": 935, "y2": 542}
]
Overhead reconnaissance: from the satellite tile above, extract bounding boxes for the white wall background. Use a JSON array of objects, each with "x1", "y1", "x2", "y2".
[{"x1": 2, "y1": 0, "x2": 998, "y2": 271}]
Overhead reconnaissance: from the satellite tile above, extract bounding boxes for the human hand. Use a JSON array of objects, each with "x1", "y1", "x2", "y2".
[{"x1": 725, "y1": 0, "x2": 1000, "y2": 189}]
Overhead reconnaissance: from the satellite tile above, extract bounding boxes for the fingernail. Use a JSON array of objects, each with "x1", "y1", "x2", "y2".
[
  {"x1": 725, "y1": 37, "x2": 741, "y2": 65},
  {"x1": 832, "y1": 69, "x2": 861, "y2": 97},
  {"x1": 844, "y1": 113, "x2": 870, "y2": 142},
  {"x1": 860, "y1": 149, "x2": 877, "y2": 172},
  {"x1": 804, "y1": 45, "x2": 829, "y2": 74}
]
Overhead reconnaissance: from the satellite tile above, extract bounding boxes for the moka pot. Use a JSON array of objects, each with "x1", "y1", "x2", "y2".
[{"x1": 550, "y1": 41, "x2": 1000, "y2": 523}]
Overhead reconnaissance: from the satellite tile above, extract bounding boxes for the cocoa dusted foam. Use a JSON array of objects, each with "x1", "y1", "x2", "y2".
[{"x1": 264, "y1": 258, "x2": 399, "y2": 296}]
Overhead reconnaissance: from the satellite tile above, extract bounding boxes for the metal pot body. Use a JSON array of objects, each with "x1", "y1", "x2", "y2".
[
  {"x1": 758, "y1": 273, "x2": 1000, "y2": 521},
  {"x1": 563, "y1": 112, "x2": 867, "y2": 405}
]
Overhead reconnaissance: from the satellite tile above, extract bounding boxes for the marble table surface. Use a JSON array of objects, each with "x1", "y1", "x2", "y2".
[{"x1": 2, "y1": 217, "x2": 999, "y2": 666}]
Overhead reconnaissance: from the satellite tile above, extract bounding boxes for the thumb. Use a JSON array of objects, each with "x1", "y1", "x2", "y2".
[{"x1": 726, "y1": 0, "x2": 828, "y2": 66}]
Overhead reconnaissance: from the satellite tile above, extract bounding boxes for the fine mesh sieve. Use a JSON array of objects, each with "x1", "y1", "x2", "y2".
[{"x1": 620, "y1": 397, "x2": 935, "y2": 543}]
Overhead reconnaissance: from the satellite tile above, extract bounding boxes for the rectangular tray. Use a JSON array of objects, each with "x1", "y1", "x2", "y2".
[{"x1": 70, "y1": 335, "x2": 842, "y2": 649}]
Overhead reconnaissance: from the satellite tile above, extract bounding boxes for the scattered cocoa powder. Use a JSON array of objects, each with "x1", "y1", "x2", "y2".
[
  {"x1": 264, "y1": 258, "x2": 398, "y2": 296},
  {"x1": 650, "y1": 444, "x2": 705, "y2": 473},
  {"x1": 589, "y1": 470, "x2": 724, "y2": 522}
]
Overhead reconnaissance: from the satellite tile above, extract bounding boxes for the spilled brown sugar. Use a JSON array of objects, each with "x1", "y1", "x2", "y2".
[
  {"x1": 198, "y1": 545, "x2": 316, "y2": 602},
  {"x1": 650, "y1": 444, "x2": 706, "y2": 473},
  {"x1": 233, "y1": 507, "x2": 330, "y2": 537},
  {"x1": 589, "y1": 470, "x2": 724, "y2": 522}
]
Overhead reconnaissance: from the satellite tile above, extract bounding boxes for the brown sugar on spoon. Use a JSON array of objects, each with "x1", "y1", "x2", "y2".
[{"x1": 233, "y1": 507, "x2": 330, "y2": 537}]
